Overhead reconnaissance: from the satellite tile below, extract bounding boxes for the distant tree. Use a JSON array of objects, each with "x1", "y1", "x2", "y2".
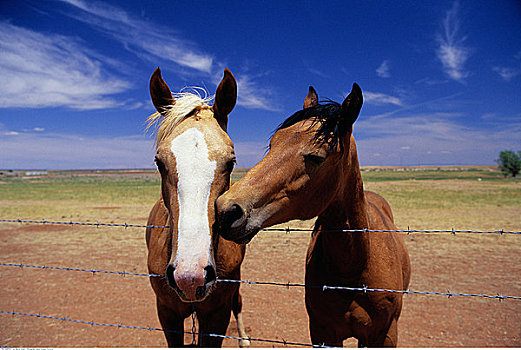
[{"x1": 496, "y1": 150, "x2": 521, "y2": 177}]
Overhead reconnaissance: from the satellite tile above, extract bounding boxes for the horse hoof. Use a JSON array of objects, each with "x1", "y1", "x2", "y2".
[{"x1": 239, "y1": 339, "x2": 251, "y2": 348}]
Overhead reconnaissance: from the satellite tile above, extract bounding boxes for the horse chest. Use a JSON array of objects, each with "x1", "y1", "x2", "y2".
[
  {"x1": 306, "y1": 286, "x2": 375, "y2": 341},
  {"x1": 306, "y1": 236, "x2": 387, "y2": 341}
]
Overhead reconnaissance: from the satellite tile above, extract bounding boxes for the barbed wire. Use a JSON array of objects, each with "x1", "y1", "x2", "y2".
[
  {"x1": 0, "y1": 310, "x2": 319, "y2": 348},
  {"x1": 1, "y1": 218, "x2": 521, "y2": 235},
  {"x1": 0, "y1": 262, "x2": 162, "y2": 278},
  {"x1": 2, "y1": 262, "x2": 519, "y2": 301},
  {"x1": 0, "y1": 219, "x2": 168, "y2": 229},
  {"x1": 2, "y1": 217, "x2": 520, "y2": 347},
  {"x1": 217, "y1": 278, "x2": 520, "y2": 301},
  {"x1": 260, "y1": 227, "x2": 521, "y2": 234}
]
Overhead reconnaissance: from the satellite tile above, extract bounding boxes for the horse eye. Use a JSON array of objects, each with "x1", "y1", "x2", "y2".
[
  {"x1": 304, "y1": 154, "x2": 326, "y2": 165},
  {"x1": 155, "y1": 157, "x2": 166, "y2": 173},
  {"x1": 225, "y1": 158, "x2": 236, "y2": 173}
]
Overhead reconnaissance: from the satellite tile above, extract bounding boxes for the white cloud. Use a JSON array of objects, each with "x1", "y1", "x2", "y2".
[
  {"x1": 436, "y1": 1, "x2": 471, "y2": 82},
  {"x1": 57, "y1": 0, "x2": 213, "y2": 73},
  {"x1": 307, "y1": 67, "x2": 330, "y2": 78},
  {"x1": 303, "y1": 60, "x2": 330, "y2": 78},
  {"x1": 355, "y1": 113, "x2": 521, "y2": 166},
  {"x1": 492, "y1": 65, "x2": 521, "y2": 82},
  {"x1": 235, "y1": 74, "x2": 279, "y2": 111},
  {"x1": 0, "y1": 129, "x2": 155, "y2": 169},
  {"x1": 364, "y1": 91, "x2": 403, "y2": 106},
  {"x1": 0, "y1": 21, "x2": 130, "y2": 110},
  {"x1": 376, "y1": 60, "x2": 391, "y2": 78},
  {"x1": 414, "y1": 77, "x2": 448, "y2": 86},
  {"x1": 21, "y1": 127, "x2": 45, "y2": 132},
  {"x1": 56, "y1": 0, "x2": 277, "y2": 111}
]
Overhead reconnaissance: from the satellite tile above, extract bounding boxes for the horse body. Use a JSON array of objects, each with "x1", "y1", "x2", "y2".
[
  {"x1": 304, "y1": 144, "x2": 410, "y2": 346},
  {"x1": 145, "y1": 68, "x2": 249, "y2": 347},
  {"x1": 217, "y1": 84, "x2": 410, "y2": 347}
]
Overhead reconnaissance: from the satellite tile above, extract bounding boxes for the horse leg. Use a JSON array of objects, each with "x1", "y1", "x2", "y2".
[
  {"x1": 382, "y1": 318, "x2": 398, "y2": 347},
  {"x1": 309, "y1": 317, "x2": 342, "y2": 347},
  {"x1": 232, "y1": 289, "x2": 250, "y2": 347},
  {"x1": 197, "y1": 303, "x2": 233, "y2": 348},
  {"x1": 156, "y1": 300, "x2": 185, "y2": 347},
  {"x1": 365, "y1": 318, "x2": 398, "y2": 348}
]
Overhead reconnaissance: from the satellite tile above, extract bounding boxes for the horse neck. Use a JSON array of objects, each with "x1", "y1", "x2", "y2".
[{"x1": 314, "y1": 137, "x2": 370, "y2": 277}]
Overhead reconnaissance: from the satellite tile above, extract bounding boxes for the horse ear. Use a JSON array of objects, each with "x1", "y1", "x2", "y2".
[
  {"x1": 213, "y1": 68, "x2": 237, "y2": 129},
  {"x1": 150, "y1": 67, "x2": 175, "y2": 114},
  {"x1": 303, "y1": 86, "x2": 318, "y2": 109},
  {"x1": 340, "y1": 83, "x2": 363, "y2": 125}
]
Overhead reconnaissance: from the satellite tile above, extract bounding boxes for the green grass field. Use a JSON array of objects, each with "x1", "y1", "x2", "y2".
[
  {"x1": 0, "y1": 174, "x2": 159, "y2": 222},
  {"x1": 0, "y1": 166, "x2": 519, "y2": 231}
]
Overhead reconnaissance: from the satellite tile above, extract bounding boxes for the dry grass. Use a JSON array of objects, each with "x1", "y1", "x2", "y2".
[
  {"x1": 365, "y1": 180, "x2": 521, "y2": 231},
  {"x1": 1, "y1": 170, "x2": 519, "y2": 253},
  {"x1": 1, "y1": 169, "x2": 520, "y2": 347}
]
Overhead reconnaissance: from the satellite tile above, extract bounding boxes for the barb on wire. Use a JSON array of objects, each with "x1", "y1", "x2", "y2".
[
  {"x1": 3, "y1": 262, "x2": 519, "y2": 301},
  {"x1": 0, "y1": 310, "x2": 321, "y2": 348},
  {"x1": 2, "y1": 218, "x2": 520, "y2": 235}
]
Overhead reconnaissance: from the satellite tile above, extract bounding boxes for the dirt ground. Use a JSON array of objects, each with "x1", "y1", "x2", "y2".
[{"x1": 1, "y1": 220, "x2": 520, "y2": 347}]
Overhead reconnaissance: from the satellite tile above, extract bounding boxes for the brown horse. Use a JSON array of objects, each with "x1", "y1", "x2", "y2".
[
  {"x1": 145, "y1": 67, "x2": 249, "y2": 347},
  {"x1": 216, "y1": 84, "x2": 411, "y2": 347}
]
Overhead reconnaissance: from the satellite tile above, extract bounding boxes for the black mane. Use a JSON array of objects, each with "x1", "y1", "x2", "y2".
[{"x1": 274, "y1": 101, "x2": 346, "y2": 153}]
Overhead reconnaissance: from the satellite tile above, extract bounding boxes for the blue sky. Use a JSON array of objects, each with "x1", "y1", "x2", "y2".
[{"x1": 1, "y1": 0, "x2": 520, "y2": 169}]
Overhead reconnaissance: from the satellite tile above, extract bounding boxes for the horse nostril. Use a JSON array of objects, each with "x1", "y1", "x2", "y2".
[
  {"x1": 221, "y1": 204, "x2": 244, "y2": 230},
  {"x1": 195, "y1": 266, "x2": 216, "y2": 300},
  {"x1": 204, "y1": 265, "x2": 217, "y2": 285}
]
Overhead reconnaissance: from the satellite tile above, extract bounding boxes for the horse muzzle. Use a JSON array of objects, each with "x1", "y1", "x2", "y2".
[
  {"x1": 217, "y1": 203, "x2": 263, "y2": 245},
  {"x1": 216, "y1": 199, "x2": 253, "y2": 240},
  {"x1": 165, "y1": 263, "x2": 217, "y2": 302}
]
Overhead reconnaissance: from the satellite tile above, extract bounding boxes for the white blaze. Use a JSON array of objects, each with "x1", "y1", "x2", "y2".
[{"x1": 170, "y1": 127, "x2": 216, "y2": 270}]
